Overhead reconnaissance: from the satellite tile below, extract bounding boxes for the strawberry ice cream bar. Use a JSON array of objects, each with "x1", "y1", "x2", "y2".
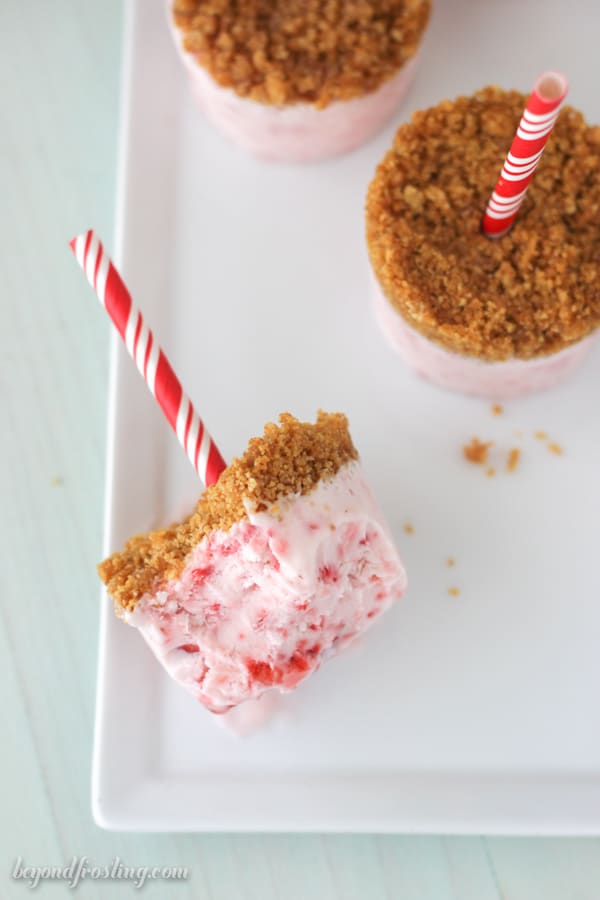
[
  {"x1": 366, "y1": 87, "x2": 600, "y2": 397},
  {"x1": 168, "y1": 0, "x2": 430, "y2": 163},
  {"x1": 99, "y1": 413, "x2": 406, "y2": 714},
  {"x1": 372, "y1": 276, "x2": 597, "y2": 399}
]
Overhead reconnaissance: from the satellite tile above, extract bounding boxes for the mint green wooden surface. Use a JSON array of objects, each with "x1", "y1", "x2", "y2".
[{"x1": 2, "y1": 1, "x2": 600, "y2": 897}]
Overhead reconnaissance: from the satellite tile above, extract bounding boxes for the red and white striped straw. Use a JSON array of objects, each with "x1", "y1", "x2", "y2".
[
  {"x1": 70, "y1": 230, "x2": 226, "y2": 487},
  {"x1": 482, "y1": 71, "x2": 568, "y2": 238}
]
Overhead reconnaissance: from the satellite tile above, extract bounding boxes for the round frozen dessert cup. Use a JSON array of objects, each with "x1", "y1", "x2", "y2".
[
  {"x1": 167, "y1": 1, "x2": 430, "y2": 163},
  {"x1": 366, "y1": 87, "x2": 600, "y2": 398}
]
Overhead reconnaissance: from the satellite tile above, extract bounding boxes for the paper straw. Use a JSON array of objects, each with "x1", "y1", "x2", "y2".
[
  {"x1": 70, "y1": 230, "x2": 226, "y2": 487},
  {"x1": 482, "y1": 71, "x2": 568, "y2": 238}
]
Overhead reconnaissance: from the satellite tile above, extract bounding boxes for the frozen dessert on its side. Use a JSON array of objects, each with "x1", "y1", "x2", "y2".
[{"x1": 99, "y1": 412, "x2": 406, "y2": 714}]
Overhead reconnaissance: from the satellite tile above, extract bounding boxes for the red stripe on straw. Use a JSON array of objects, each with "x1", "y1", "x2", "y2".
[
  {"x1": 194, "y1": 423, "x2": 204, "y2": 472},
  {"x1": 93, "y1": 247, "x2": 103, "y2": 291},
  {"x1": 103, "y1": 263, "x2": 132, "y2": 340},
  {"x1": 132, "y1": 313, "x2": 143, "y2": 359},
  {"x1": 84, "y1": 230, "x2": 93, "y2": 265},
  {"x1": 206, "y1": 442, "x2": 227, "y2": 488},
  {"x1": 183, "y1": 403, "x2": 193, "y2": 452},
  {"x1": 70, "y1": 230, "x2": 226, "y2": 487},
  {"x1": 482, "y1": 71, "x2": 568, "y2": 238},
  {"x1": 153, "y1": 353, "x2": 183, "y2": 433},
  {"x1": 143, "y1": 333, "x2": 153, "y2": 380}
]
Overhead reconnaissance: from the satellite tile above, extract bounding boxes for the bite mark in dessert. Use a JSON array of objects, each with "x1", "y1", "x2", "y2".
[{"x1": 99, "y1": 412, "x2": 406, "y2": 714}]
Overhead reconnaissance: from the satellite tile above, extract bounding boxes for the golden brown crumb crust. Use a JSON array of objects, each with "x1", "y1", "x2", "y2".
[
  {"x1": 366, "y1": 87, "x2": 600, "y2": 360},
  {"x1": 506, "y1": 447, "x2": 521, "y2": 472},
  {"x1": 98, "y1": 412, "x2": 358, "y2": 611},
  {"x1": 463, "y1": 437, "x2": 492, "y2": 465},
  {"x1": 172, "y1": 0, "x2": 430, "y2": 108}
]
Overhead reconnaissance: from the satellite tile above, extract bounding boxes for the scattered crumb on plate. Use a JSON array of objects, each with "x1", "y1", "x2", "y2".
[
  {"x1": 506, "y1": 448, "x2": 521, "y2": 472},
  {"x1": 403, "y1": 523, "x2": 414, "y2": 535},
  {"x1": 448, "y1": 587, "x2": 460, "y2": 597},
  {"x1": 534, "y1": 431, "x2": 548, "y2": 440},
  {"x1": 446, "y1": 557, "x2": 455, "y2": 567},
  {"x1": 548, "y1": 442, "x2": 563, "y2": 455},
  {"x1": 463, "y1": 437, "x2": 493, "y2": 465},
  {"x1": 491, "y1": 403, "x2": 503, "y2": 416},
  {"x1": 486, "y1": 466, "x2": 496, "y2": 478},
  {"x1": 51, "y1": 476, "x2": 64, "y2": 487}
]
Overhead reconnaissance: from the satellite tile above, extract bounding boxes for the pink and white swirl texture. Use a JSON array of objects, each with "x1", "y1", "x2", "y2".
[
  {"x1": 372, "y1": 275, "x2": 596, "y2": 399},
  {"x1": 482, "y1": 72, "x2": 568, "y2": 238},
  {"x1": 126, "y1": 459, "x2": 406, "y2": 714}
]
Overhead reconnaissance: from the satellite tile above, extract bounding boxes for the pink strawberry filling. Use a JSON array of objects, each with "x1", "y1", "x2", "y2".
[
  {"x1": 372, "y1": 273, "x2": 597, "y2": 398},
  {"x1": 126, "y1": 461, "x2": 406, "y2": 713}
]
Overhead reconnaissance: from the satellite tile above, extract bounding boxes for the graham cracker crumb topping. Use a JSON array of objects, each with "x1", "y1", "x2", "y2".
[
  {"x1": 506, "y1": 447, "x2": 521, "y2": 472},
  {"x1": 98, "y1": 412, "x2": 357, "y2": 611},
  {"x1": 366, "y1": 87, "x2": 600, "y2": 360},
  {"x1": 172, "y1": 0, "x2": 430, "y2": 108},
  {"x1": 463, "y1": 437, "x2": 492, "y2": 465}
]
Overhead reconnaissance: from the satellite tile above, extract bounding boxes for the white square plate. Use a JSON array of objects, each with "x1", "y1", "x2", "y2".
[{"x1": 92, "y1": 0, "x2": 600, "y2": 832}]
